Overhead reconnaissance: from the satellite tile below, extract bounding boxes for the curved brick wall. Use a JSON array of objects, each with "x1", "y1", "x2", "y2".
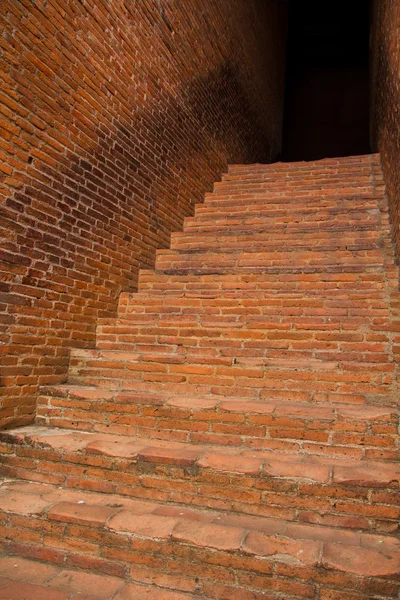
[
  {"x1": 0, "y1": 1, "x2": 287, "y2": 428},
  {"x1": 371, "y1": 0, "x2": 400, "y2": 263}
]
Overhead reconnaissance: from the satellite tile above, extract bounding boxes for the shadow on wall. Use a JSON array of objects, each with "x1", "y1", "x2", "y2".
[{"x1": 0, "y1": 61, "x2": 273, "y2": 429}]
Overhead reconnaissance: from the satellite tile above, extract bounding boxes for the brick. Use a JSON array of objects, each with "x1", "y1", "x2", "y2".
[
  {"x1": 109, "y1": 512, "x2": 178, "y2": 539},
  {"x1": 86, "y1": 441, "x2": 145, "y2": 458},
  {"x1": 333, "y1": 465, "x2": 400, "y2": 487},
  {"x1": 0, "y1": 581, "x2": 69, "y2": 600},
  {"x1": 262, "y1": 460, "x2": 330, "y2": 482},
  {"x1": 48, "y1": 502, "x2": 119, "y2": 526},
  {"x1": 47, "y1": 570, "x2": 123, "y2": 599},
  {"x1": 137, "y1": 447, "x2": 202, "y2": 466},
  {"x1": 0, "y1": 556, "x2": 58, "y2": 584},
  {"x1": 197, "y1": 454, "x2": 263, "y2": 475},
  {"x1": 172, "y1": 520, "x2": 244, "y2": 551},
  {"x1": 243, "y1": 531, "x2": 321, "y2": 566},
  {"x1": 322, "y1": 543, "x2": 400, "y2": 577},
  {"x1": 0, "y1": 492, "x2": 49, "y2": 516},
  {"x1": 114, "y1": 584, "x2": 195, "y2": 599}
]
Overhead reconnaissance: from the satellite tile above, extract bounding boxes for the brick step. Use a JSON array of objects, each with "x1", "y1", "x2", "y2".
[
  {"x1": 95, "y1": 321, "x2": 397, "y2": 359},
  {"x1": 225, "y1": 165, "x2": 375, "y2": 179},
  {"x1": 138, "y1": 269, "x2": 391, "y2": 295},
  {"x1": 170, "y1": 235, "x2": 382, "y2": 255},
  {"x1": 227, "y1": 154, "x2": 375, "y2": 175},
  {"x1": 202, "y1": 196, "x2": 384, "y2": 215},
  {"x1": 110, "y1": 304, "x2": 391, "y2": 325},
  {"x1": 204, "y1": 189, "x2": 382, "y2": 205},
  {"x1": 213, "y1": 183, "x2": 375, "y2": 196},
  {"x1": 66, "y1": 342, "x2": 397, "y2": 404},
  {"x1": 220, "y1": 172, "x2": 373, "y2": 186},
  {"x1": 213, "y1": 180, "x2": 374, "y2": 196},
  {"x1": 1, "y1": 426, "x2": 400, "y2": 529},
  {"x1": 142, "y1": 263, "x2": 394, "y2": 281},
  {"x1": 118, "y1": 289, "x2": 393, "y2": 316},
  {"x1": 155, "y1": 248, "x2": 385, "y2": 272},
  {"x1": 215, "y1": 171, "x2": 373, "y2": 184},
  {"x1": 171, "y1": 226, "x2": 386, "y2": 254},
  {"x1": 95, "y1": 314, "x2": 393, "y2": 355},
  {"x1": 221, "y1": 167, "x2": 373, "y2": 181},
  {"x1": 209, "y1": 187, "x2": 377, "y2": 201},
  {"x1": 35, "y1": 384, "x2": 400, "y2": 458},
  {"x1": 177, "y1": 222, "x2": 390, "y2": 241},
  {"x1": 0, "y1": 477, "x2": 399, "y2": 599},
  {"x1": 201, "y1": 193, "x2": 382, "y2": 212},
  {"x1": 117, "y1": 288, "x2": 400, "y2": 316},
  {"x1": 183, "y1": 205, "x2": 380, "y2": 231}
]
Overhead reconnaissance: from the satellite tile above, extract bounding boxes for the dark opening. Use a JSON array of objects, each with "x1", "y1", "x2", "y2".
[{"x1": 282, "y1": 0, "x2": 371, "y2": 161}]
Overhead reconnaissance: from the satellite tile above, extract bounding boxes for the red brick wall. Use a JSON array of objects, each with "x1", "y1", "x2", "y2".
[
  {"x1": 371, "y1": 0, "x2": 400, "y2": 263},
  {"x1": 0, "y1": 0, "x2": 287, "y2": 429}
]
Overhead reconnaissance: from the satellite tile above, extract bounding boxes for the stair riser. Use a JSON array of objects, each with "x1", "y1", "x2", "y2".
[{"x1": 1, "y1": 443, "x2": 399, "y2": 534}]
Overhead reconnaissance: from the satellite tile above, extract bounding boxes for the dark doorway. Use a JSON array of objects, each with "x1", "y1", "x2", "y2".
[{"x1": 282, "y1": 1, "x2": 371, "y2": 161}]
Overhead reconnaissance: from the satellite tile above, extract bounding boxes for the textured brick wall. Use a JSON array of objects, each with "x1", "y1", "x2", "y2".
[
  {"x1": 371, "y1": 0, "x2": 400, "y2": 263},
  {"x1": 0, "y1": 0, "x2": 288, "y2": 429}
]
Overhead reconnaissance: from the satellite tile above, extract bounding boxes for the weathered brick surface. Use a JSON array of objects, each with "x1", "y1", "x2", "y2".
[
  {"x1": 0, "y1": 154, "x2": 399, "y2": 595},
  {"x1": 38, "y1": 156, "x2": 399, "y2": 419},
  {"x1": 0, "y1": 0, "x2": 287, "y2": 429},
  {"x1": 0, "y1": 480, "x2": 399, "y2": 598},
  {"x1": 371, "y1": 0, "x2": 400, "y2": 262},
  {"x1": 1, "y1": 427, "x2": 399, "y2": 534}
]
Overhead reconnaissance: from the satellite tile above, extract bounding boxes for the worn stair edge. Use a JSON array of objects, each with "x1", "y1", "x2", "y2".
[
  {"x1": 35, "y1": 385, "x2": 400, "y2": 460},
  {"x1": 0, "y1": 479, "x2": 399, "y2": 600},
  {"x1": 1, "y1": 426, "x2": 399, "y2": 533}
]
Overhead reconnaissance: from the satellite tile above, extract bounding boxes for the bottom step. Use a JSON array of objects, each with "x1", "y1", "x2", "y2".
[{"x1": 0, "y1": 479, "x2": 399, "y2": 600}]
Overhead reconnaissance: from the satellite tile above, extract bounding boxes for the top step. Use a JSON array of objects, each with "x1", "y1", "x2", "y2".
[{"x1": 227, "y1": 154, "x2": 378, "y2": 176}]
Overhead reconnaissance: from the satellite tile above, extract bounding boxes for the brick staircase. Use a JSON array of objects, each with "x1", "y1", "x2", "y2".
[{"x1": 0, "y1": 153, "x2": 399, "y2": 599}]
